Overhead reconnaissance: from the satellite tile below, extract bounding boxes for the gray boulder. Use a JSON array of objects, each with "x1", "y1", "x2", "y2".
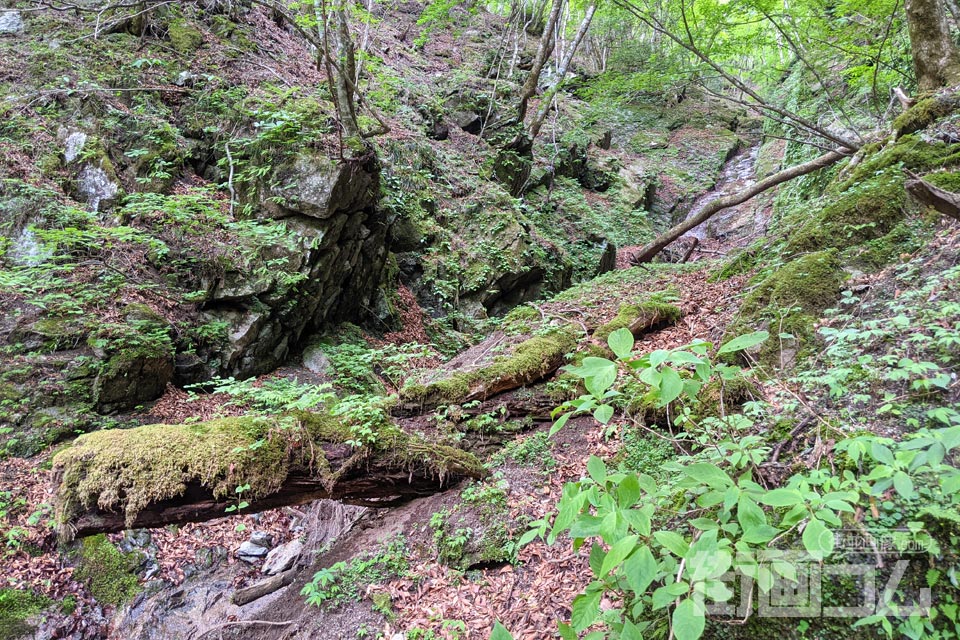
[
  {"x1": 0, "y1": 11, "x2": 24, "y2": 36},
  {"x1": 261, "y1": 539, "x2": 303, "y2": 575}
]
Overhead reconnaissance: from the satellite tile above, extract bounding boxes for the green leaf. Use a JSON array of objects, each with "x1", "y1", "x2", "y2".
[
  {"x1": 557, "y1": 623, "x2": 578, "y2": 640},
  {"x1": 659, "y1": 366, "x2": 684, "y2": 406},
  {"x1": 737, "y1": 495, "x2": 767, "y2": 531},
  {"x1": 684, "y1": 462, "x2": 733, "y2": 489},
  {"x1": 802, "y1": 517, "x2": 834, "y2": 560},
  {"x1": 759, "y1": 488, "x2": 805, "y2": 507},
  {"x1": 571, "y1": 589, "x2": 602, "y2": 632},
  {"x1": 608, "y1": 327, "x2": 635, "y2": 360},
  {"x1": 672, "y1": 597, "x2": 706, "y2": 640},
  {"x1": 601, "y1": 535, "x2": 639, "y2": 577},
  {"x1": 594, "y1": 404, "x2": 614, "y2": 425},
  {"x1": 490, "y1": 622, "x2": 514, "y2": 640},
  {"x1": 893, "y1": 471, "x2": 916, "y2": 498},
  {"x1": 623, "y1": 545, "x2": 657, "y2": 594},
  {"x1": 717, "y1": 330, "x2": 769, "y2": 355},
  {"x1": 587, "y1": 455, "x2": 607, "y2": 484},
  {"x1": 618, "y1": 474, "x2": 641, "y2": 507},
  {"x1": 654, "y1": 530, "x2": 689, "y2": 557},
  {"x1": 621, "y1": 619, "x2": 644, "y2": 640},
  {"x1": 549, "y1": 411, "x2": 571, "y2": 437}
]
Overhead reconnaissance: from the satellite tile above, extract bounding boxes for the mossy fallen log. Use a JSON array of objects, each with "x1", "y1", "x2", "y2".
[
  {"x1": 51, "y1": 412, "x2": 484, "y2": 540},
  {"x1": 592, "y1": 300, "x2": 682, "y2": 342},
  {"x1": 397, "y1": 327, "x2": 579, "y2": 411}
]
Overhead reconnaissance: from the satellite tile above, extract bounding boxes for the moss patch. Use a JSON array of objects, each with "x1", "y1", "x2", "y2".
[
  {"x1": 786, "y1": 171, "x2": 906, "y2": 255},
  {"x1": 592, "y1": 300, "x2": 681, "y2": 342},
  {"x1": 167, "y1": 19, "x2": 203, "y2": 53},
  {"x1": 74, "y1": 534, "x2": 142, "y2": 606},
  {"x1": 52, "y1": 412, "x2": 483, "y2": 535},
  {"x1": 893, "y1": 93, "x2": 960, "y2": 138},
  {"x1": 743, "y1": 250, "x2": 844, "y2": 316},
  {"x1": 0, "y1": 589, "x2": 53, "y2": 639},
  {"x1": 400, "y1": 328, "x2": 578, "y2": 406}
]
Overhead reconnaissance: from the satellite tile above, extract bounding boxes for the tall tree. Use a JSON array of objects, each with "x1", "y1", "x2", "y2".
[{"x1": 904, "y1": 0, "x2": 960, "y2": 91}]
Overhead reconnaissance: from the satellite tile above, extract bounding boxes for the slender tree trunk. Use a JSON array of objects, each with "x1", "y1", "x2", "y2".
[
  {"x1": 528, "y1": 1, "x2": 597, "y2": 141},
  {"x1": 631, "y1": 149, "x2": 848, "y2": 264},
  {"x1": 518, "y1": 0, "x2": 565, "y2": 122},
  {"x1": 904, "y1": 0, "x2": 960, "y2": 92}
]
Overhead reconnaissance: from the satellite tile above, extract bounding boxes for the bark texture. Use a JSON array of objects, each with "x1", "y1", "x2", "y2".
[{"x1": 904, "y1": 0, "x2": 960, "y2": 92}]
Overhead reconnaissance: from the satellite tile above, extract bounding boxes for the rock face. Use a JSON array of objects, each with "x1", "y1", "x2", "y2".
[
  {"x1": 0, "y1": 11, "x2": 24, "y2": 36},
  {"x1": 191, "y1": 153, "x2": 390, "y2": 379}
]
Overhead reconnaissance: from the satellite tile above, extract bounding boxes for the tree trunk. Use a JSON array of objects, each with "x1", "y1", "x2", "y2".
[
  {"x1": 631, "y1": 149, "x2": 848, "y2": 264},
  {"x1": 528, "y1": 1, "x2": 597, "y2": 141},
  {"x1": 517, "y1": 0, "x2": 565, "y2": 122},
  {"x1": 904, "y1": 0, "x2": 960, "y2": 92},
  {"x1": 905, "y1": 173, "x2": 960, "y2": 221}
]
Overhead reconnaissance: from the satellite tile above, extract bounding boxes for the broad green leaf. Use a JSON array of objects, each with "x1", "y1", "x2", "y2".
[
  {"x1": 672, "y1": 597, "x2": 706, "y2": 640},
  {"x1": 659, "y1": 366, "x2": 684, "y2": 406},
  {"x1": 802, "y1": 517, "x2": 834, "y2": 560},
  {"x1": 654, "y1": 530, "x2": 689, "y2": 557},
  {"x1": 621, "y1": 619, "x2": 644, "y2": 640},
  {"x1": 893, "y1": 471, "x2": 916, "y2": 498},
  {"x1": 594, "y1": 404, "x2": 614, "y2": 424},
  {"x1": 623, "y1": 507, "x2": 652, "y2": 536},
  {"x1": 623, "y1": 545, "x2": 657, "y2": 594},
  {"x1": 717, "y1": 330, "x2": 769, "y2": 355},
  {"x1": 587, "y1": 455, "x2": 607, "y2": 484},
  {"x1": 759, "y1": 488, "x2": 805, "y2": 507},
  {"x1": 740, "y1": 525, "x2": 780, "y2": 544},
  {"x1": 571, "y1": 589, "x2": 602, "y2": 632},
  {"x1": 490, "y1": 622, "x2": 514, "y2": 640},
  {"x1": 737, "y1": 495, "x2": 767, "y2": 531},
  {"x1": 684, "y1": 462, "x2": 733, "y2": 489},
  {"x1": 618, "y1": 474, "x2": 641, "y2": 507},
  {"x1": 600, "y1": 535, "x2": 639, "y2": 577},
  {"x1": 557, "y1": 623, "x2": 578, "y2": 640},
  {"x1": 608, "y1": 327, "x2": 635, "y2": 360}
]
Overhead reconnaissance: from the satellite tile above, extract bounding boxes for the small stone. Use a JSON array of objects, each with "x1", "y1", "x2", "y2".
[
  {"x1": 0, "y1": 11, "x2": 25, "y2": 36},
  {"x1": 302, "y1": 344, "x2": 331, "y2": 375},
  {"x1": 249, "y1": 531, "x2": 273, "y2": 548},
  {"x1": 261, "y1": 539, "x2": 303, "y2": 575},
  {"x1": 237, "y1": 541, "x2": 269, "y2": 562}
]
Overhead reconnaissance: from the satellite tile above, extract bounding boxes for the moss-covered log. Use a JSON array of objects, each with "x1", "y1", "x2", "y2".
[
  {"x1": 592, "y1": 300, "x2": 682, "y2": 342},
  {"x1": 51, "y1": 412, "x2": 484, "y2": 540},
  {"x1": 397, "y1": 327, "x2": 579, "y2": 411}
]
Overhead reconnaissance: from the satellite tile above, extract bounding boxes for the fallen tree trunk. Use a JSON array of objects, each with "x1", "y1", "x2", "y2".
[
  {"x1": 52, "y1": 412, "x2": 484, "y2": 539},
  {"x1": 905, "y1": 172, "x2": 960, "y2": 221},
  {"x1": 630, "y1": 148, "x2": 849, "y2": 264},
  {"x1": 232, "y1": 569, "x2": 297, "y2": 606}
]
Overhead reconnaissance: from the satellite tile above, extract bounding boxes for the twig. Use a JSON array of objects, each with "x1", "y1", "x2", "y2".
[{"x1": 192, "y1": 619, "x2": 294, "y2": 640}]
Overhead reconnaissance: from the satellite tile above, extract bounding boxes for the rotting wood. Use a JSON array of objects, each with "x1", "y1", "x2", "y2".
[
  {"x1": 905, "y1": 171, "x2": 960, "y2": 221},
  {"x1": 232, "y1": 569, "x2": 297, "y2": 606}
]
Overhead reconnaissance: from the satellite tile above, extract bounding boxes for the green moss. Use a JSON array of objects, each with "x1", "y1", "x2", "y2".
[
  {"x1": 53, "y1": 416, "x2": 298, "y2": 531},
  {"x1": 710, "y1": 248, "x2": 760, "y2": 281},
  {"x1": 167, "y1": 19, "x2": 203, "y2": 53},
  {"x1": 74, "y1": 535, "x2": 141, "y2": 606},
  {"x1": 734, "y1": 250, "x2": 845, "y2": 369},
  {"x1": 53, "y1": 411, "x2": 483, "y2": 536},
  {"x1": 593, "y1": 300, "x2": 681, "y2": 342},
  {"x1": 893, "y1": 93, "x2": 960, "y2": 138},
  {"x1": 743, "y1": 250, "x2": 844, "y2": 316},
  {"x1": 923, "y1": 170, "x2": 960, "y2": 192},
  {"x1": 0, "y1": 589, "x2": 53, "y2": 639},
  {"x1": 841, "y1": 135, "x2": 960, "y2": 190},
  {"x1": 786, "y1": 171, "x2": 905, "y2": 255},
  {"x1": 695, "y1": 376, "x2": 760, "y2": 419},
  {"x1": 400, "y1": 328, "x2": 578, "y2": 406}
]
